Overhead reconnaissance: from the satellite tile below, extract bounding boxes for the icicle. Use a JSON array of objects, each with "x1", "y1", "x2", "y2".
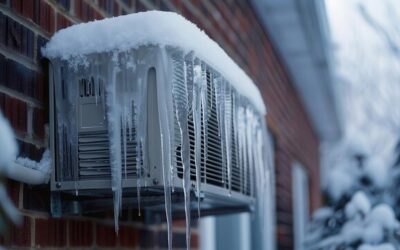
[
  {"x1": 236, "y1": 104, "x2": 245, "y2": 193},
  {"x1": 160, "y1": 134, "x2": 173, "y2": 250},
  {"x1": 159, "y1": 48, "x2": 176, "y2": 250},
  {"x1": 193, "y1": 63, "x2": 204, "y2": 215},
  {"x1": 214, "y1": 78, "x2": 227, "y2": 187},
  {"x1": 246, "y1": 108, "x2": 255, "y2": 198},
  {"x1": 121, "y1": 68, "x2": 127, "y2": 178},
  {"x1": 224, "y1": 83, "x2": 233, "y2": 195},
  {"x1": 136, "y1": 73, "x2": 148, "y2": 216},
  {"x1": 105, "y1": 56, "x2": 122, "y2": 233},
  {"x1": 171, "y1": 51, "x2": 191, "y2": 250},
  {"x1": 53, "y1": 64, "x2": 65, "y2": 181},
  {"x1": 201, "y1": 68, "x2": 209, "y2": 183},
  {"x1": 200, "y1": 67, "x2": 209, "y2": 212},
  {"x1": 134, "y1": 76, "x2": 146, "y2": 216},
  {"x1": 122, "y1": 109, "x2": 128, "y2": 179},
  {"x1": 232, "y1": 93, "x2": 240, "y2": 192}
]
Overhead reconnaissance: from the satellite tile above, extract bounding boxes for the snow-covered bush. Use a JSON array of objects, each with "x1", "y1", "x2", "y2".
[{"x1": 306, "y1": 139, "x2": 400, "y2": 250}]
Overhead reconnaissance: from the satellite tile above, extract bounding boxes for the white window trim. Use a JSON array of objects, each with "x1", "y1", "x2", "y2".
[{"x1": 292, "y1": 162, "x2": 310, "y2": 250}]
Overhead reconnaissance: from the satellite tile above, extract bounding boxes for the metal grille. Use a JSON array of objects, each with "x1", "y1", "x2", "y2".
[
  {"x1": 77, "y1": 130, "x2": 141, "y2": 180},
  {"x1": 74, "y1": 79, "x2": 143, "y2": 180},
  {"x1": 172, "y1": 57, "x2": 253, "y2": 196}
]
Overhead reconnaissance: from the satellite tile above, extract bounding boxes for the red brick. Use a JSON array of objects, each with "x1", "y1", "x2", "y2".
[
  {"x1": 191, "y1": 232, "x2": 198, "y2": 248},
  {"x1": 96, "y1": 223, "x2": 116, "y2": 247},
  {"x1": 0, "y1": 56, "x2": 47, "y2": 104},
  {"x1": 0, "y1": 13, "x2": 6, "y2": 45},
  {"x1": 136, "y1": 0, "x2": 148, "y2": 12},
  {"x1": 9, "y1": 216, "x2": 31, "y2": 247},
  {"x1": 22, "y1": 0, "x2": 35, "y2": 20},
  {"x1": 75, "y1": 1, "x2": 97, "y2": 22},
  {"x1": 57, "y1": 0, "x2": 71, "y2": 11},
  {"x1": 10, "y1": 0, "x2": 23, "y2": 15},
  {"x1": 37, "y1": 1, "x2": 55, "y2": 34},
  {"x1": 22, "y1": 184, "x2": 50, "y2": 212},
  {"x1": 36, "y1": 36, "x2": 48, "y2": 63},
  {"x1": 33, "y1": 107, "x2": 47, "y2": 138},
  {"x1": 2, "y1": 96, "x2": 27, "y2": 133},
  {"x1": 16, "y1": 99, "x2": 27, "y2": 132},
  {"x1": 139, "y1": 229, "x2": 156, "y2": 248},
  {"x1": 6, "y1": 179, "x2": 20, "y2": 208},
  {"x1": 119, "y1": 225, "x2": 139, "y2": 247},
  {"x1": 172, "y1": 219, "x2": 186, "y2": 228},
  {"x1": 4, "y1": 17, "x2": 35, "y2": 58},
  {"x1": 94, "y1": 10, "x2": 104, "y2": 20},
  {"x1": 98, "y1": 0, "x2": 117, "y2": 16},
  {"x1": 17, "y1": 140, "x2": 44, "y2": 161},
  {"x1": 36, "y1": 71, "x2": 47, "y2": 103},
  {"x1": 169, "y1": 0, "x2": 182, "y2": 11},
  {"x1": 56, "y1": 13, "x2": 72, "y2": 31},
  {"x1": 113, "y1": 2, "x2": 120, "y2": 16},
  {"x1": 35, "y1": 218, "x2": 67, "y2": 247},
  {"x1": 160, "y1": 0, "x2": 172, "y2": 11},
  {"x1": 69, "y1": 220, "x2": 93, "y2": 247},
  {"x1": 159, "y1": 231, "x2": 186, "y2": 249}
]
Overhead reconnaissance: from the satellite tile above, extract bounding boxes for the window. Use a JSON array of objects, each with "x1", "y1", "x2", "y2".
[{"x1": 292, "y1": 163, "x2": 310, "y2": 250}]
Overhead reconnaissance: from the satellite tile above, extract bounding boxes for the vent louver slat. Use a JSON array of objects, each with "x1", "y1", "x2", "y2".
[{"x1": 76, "y1": 83, "x2": 143, "y2": 180}]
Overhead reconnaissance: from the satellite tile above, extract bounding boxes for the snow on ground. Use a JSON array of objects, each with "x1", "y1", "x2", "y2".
[
  {"x1": 0, "y1": 112, "x2": 17, "y2": 171},
  {"x1": 42, "y1": 11, "x2": 266, "y2": 114}
]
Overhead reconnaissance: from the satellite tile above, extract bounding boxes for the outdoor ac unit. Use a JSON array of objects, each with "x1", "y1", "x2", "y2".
[{"x1": 48, "y1": 45, "x2": 267, "y2": 219}]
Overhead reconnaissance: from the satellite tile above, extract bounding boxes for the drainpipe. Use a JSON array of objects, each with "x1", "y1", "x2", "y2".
[{"x1": 4, "y1": 161, "x2": 49, "y2": 185}]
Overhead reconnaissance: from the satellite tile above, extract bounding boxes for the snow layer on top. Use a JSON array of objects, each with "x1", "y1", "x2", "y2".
[
  {"x1": 0, "y1": 111, "x2": 17, "y2": 171},
  {"x1": 42, "y1": 11, "x2": 266, "y2": 114}
]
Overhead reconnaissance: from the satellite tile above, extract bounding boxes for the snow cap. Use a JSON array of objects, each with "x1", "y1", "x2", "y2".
[{"x1": 42, "y1": 11, "x2": 266, "y2": 114}]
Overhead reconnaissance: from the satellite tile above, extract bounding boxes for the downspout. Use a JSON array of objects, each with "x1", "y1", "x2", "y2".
[{"x1": 4, "y1": 161, "x2": 49, "y2": 185}]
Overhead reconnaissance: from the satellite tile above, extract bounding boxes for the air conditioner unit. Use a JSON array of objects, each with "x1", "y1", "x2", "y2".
[
  {"x1": 44, "y1": 15, "x2": 271, "y2": 239},
  {"x1": 48, "y1": 45, "x2": 267, "y2": 219}
]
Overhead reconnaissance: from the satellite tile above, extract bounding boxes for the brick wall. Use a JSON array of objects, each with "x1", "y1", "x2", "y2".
[{"x1": 0, "y1": 0, "x2": 320, "y2": 249}]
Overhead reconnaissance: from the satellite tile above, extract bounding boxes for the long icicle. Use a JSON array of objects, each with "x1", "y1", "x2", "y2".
[
  {"x1": 105, "y1": 55, "x2": 122, "y2": 233},
  {"x1": 193, "y1": 63, "x2": 204, "y2": 216},
  {"x1": 159, "y1": 48, "x2": 175, "y2": 250},
  {"x1": 224, "y1": 83, "x2": 232, "y2": 195},
  {"x1": 173, "y1": 58, "x2": 192, "y2": 250}
]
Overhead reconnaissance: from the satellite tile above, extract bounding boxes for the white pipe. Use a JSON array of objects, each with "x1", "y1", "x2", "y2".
[{"x1": 4, "y1": 161, "x2": 49, "y2": 185}]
